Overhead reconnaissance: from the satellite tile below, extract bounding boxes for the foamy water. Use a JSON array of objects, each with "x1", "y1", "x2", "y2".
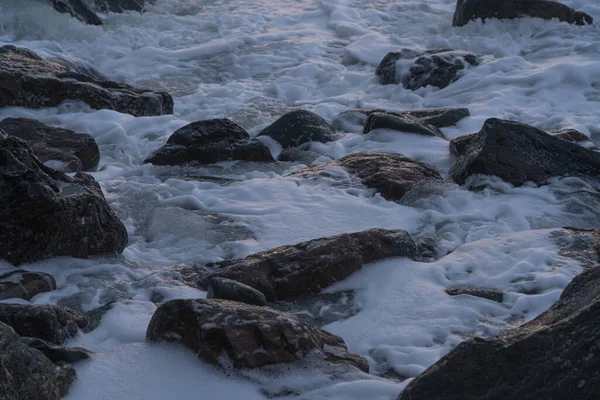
[{"x1": 1, "y1": 0, "x2": 599, "y2": 398}]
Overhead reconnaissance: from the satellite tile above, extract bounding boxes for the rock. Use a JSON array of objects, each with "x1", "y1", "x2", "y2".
[
  {"x1": 0, "y1": 133, "x2": 128, "y2": 265},
  {"x1": 364, "y1": 112, "x2": 444, "y2": 138},
  {"x1": 450, "y1": 118, "x2": 600, "y2": 186},
  {"x1": 277, "y1": 148, "x2": 322, "y2": 164},
  {"x1": 445, "y1": 286, "x2": 504, "y2": 303},
  {"x1": 145, "y1": 118, "x2": 274, "y2": 166},
  {"x1": 21, "y1": 337, "x2": 92, "y2": 365},
  {"x1": 258, "y1": 110, "x2": 336, "y2": 149},
  {"x1": 191, "y1": 228, "x2": 417, "y2": 300},
  {"x1": 550, "y1": 128, "x2": 591, "y2": 143},
  {"x1": 453, "y1": 0, "x2": 593, "y2": 27},
  {"x1": 48, "y1": 0, "x2": 103, "y2": 25},
  {"x1": 90, "y1": 0, "x2": 148, "y2": 13},
  {"x1": 0, "y1": 304, "x2": 89, "y2": 345},
  {"x1": 0, "y1": 45, "x2": 173, "y2": 117},
  {"x1": 146, "y1": 298, "x2": 369, "y2": 372},
  {"x1": 207, "y1": 277, "x2": 268, "y2": 306},
  {"x1": 449, "y1": 132, "x2": 476, "y2": 157},
  {"x1": 0, "y1": 270, "x2": 56, "y2": 301},
  {"x1": 0, "y1": 322, "x2": 75, "y2": 400},
  {"x1": 376, "y1": 49, "x2": 425, "y2": 85},
  {"x1": 0, "y1": 118, "x2": 100, "y2": 172},
  {"x1": 399, "y1": 265, "x2": 600, "y2": 400}
]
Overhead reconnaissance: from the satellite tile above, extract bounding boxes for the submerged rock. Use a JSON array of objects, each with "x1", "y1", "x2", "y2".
[
  {"x1": 453, "y1": 0, "x2": 593, "y2": 27},
  {"x1": 277, "y1": 148, "x2": 323, "y2": 164},
  {"x1": 450, "y1": 118, "x2": 600, "y2": 186},
  {"x1": 445, "y1": 286, "x2": 504, "y2": 303},
  {"x1": 0, "y1": 118, "x2": 99, "y2": 172},
  {"x1": 0, "y1": 270, "x2": 56, "y2": 301},
  {"x1": 399, "y1": 265, "x2": 600, "y2": 400},
  {"x1": 21, "y1": 336, "x2": 93, "y2": 365},
  {"x1": 0, "y1": 45, "x2": 173, "y2": 117},
  {"x1": 258, "y1": 110, "x2": 336, "y2": 148},
  {"x1": 145, "y1": 118, "x2": 274, "y2": 165},
  {"x1": 207, "y1": 277, "x2": 268, "y2": 306},
  {"x1": 0, "y1": 133, "x2": 128, "y2": 265},
  {"x1": 147, "y1": 298, "x2": 369, "y2": 372}
]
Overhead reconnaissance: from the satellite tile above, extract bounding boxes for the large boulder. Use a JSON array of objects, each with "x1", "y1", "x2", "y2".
[
  {"x1": 450, "y1": 118, "x2": 600, "y2": 186},
  {"x1": 0, "y1": 322, "x2": 75, "y2": 400},
  {"x1": 399, "y1": 265, "x2": 600, "y2": 400},
  {"x1": 0, "y1": 45, "x2": 173, "y2": 117},
  {"x1": 258, "y1": 110, "x2": 336, "y2": 148},
  {"x1": 0, "y1": 118, "x2": 99, "y2": 172},
  {"x1": 0, "y1": 270, "x2": 56, "y2": 301},
  {"x1": 453, "y1": 0, "x2": 593, "y2": 27},
  {"x1": 145, "y1": 118, "x2": 274, "y2": 165},
  {"x1": 185, "y1": 228, "x2": 417, "y2": 301},
  {"x1": 0, "y1": 133, "x2": 128, "y2": 265},
  {"x1": 147, "y1": 298, "x2": 369, "y2": 372},
  {"x1": 48, "y1": 0, "x2": 102, "y2": 25}
]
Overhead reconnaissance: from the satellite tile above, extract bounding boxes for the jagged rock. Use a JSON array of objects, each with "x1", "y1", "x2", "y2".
[
  {"x1": 0, "y1": 118, "x2": 100, "y2": 172},
  {"x1": 0, "y1": 45, "x2": 173, "y2": 117},
  {"x1": 376, "y1": 49, "x2": 427, "y2": 85},
  {"x1": 0, "y1": 304, "x2": 88, "y2": 345},
  {"x1": 186, "y1": 228, "x2": 417, "y2": 301},
  {"x1": 450, "y1": 118, "x2": 600, "y2": 186},
  {"x1": 0, "y1": 133, "x2": 128, "y2": 265},
  {"x1": 399, "y1": 265, "x2": 600, "y2": 400},
  {"x1": 0, "y1": 270, "x2": 56, "y2": 301},
  {"x1": 258, "y1": 110, "x2": 336, "y2": 148},
  {"x1": 445, "y1": 286, "x2": 504, "y2": 303},
  {"x1": 49, "y1": 0, "x2": 102, "y2": 25},
  {"x1": 146, "y1": 298, "x2": 369, "y2": 372},
  {"x1": 0, "y1": 322, "x2": 75, "y2": 400},
  {"x1": 207, "y1": 277, "x2": 268, "y2": 306},
  {"x1": 145, "y1": 118, "x2": 274, "y2": 165},
  {"x1": 277, "y1": 148, "x2": 322, "y2": 164},
  {"x1": 453, "y1": 0, "x2": 593, "y2": 27},
  {"x1": 21, "y1": 337, "x2": 92, "y2": 365}
]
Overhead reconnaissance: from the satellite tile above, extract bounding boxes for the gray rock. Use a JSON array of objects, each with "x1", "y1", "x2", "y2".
[
  {"x1": 277, "y1": 148, "x2": 322, "y2": 164},
  {"x1": 0, "y1": 270, "x2": 56, "y2": 301},
  {"x1": 21, "y1": 336, "x2": 93, "y2": 364},
  {"x1": 207, "y1": 277, "x2": 268, "y2": 306},
  {"x1": 90, "y1": 0, "x2": 148, "y2": 13},
  {"x1": 48, "y1": 0, "x2": 102, "y2": 25},
  {"x1": 364, "y1": 112, "x2": 444, "y2": 138},
  {"x1": 445, "y1": 286, "x2": 504, "y2": 303},
  {"x1": 258, "y1": 110, "x2": 336, "y2": 148}
]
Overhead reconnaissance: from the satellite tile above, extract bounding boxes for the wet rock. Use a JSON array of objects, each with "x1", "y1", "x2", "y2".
[
  {"x1": 145, "y1": 118, "x2": 274, "y2": 165},
  {"x1": 146, "y1": 298, "x2": 369, "y2": 372},
  {"x1": 49, "y1": 0, "x2": 103, "y2": 25},
  {"x1": 277, "y1": 148, "x2": 323, "y2": 164},
  {"x1": 90, "y1": 0, "x2": 148, "y2": 13},
  {"x1": 21, "y1": 337, "x2": 92, "y2": 365},
  {"x1": 445, "y1": 286, "x2": 504, "y2": 303},
  {"x1": 376, "y1": 49, "x2": 425, "y2": 85},
  {"x1": 365, "y1": 112, "x2": 443, "y2": 138},
  {"x1": 191, "y1": 228, "x2": 417, "y2": 301},
  {"x1": 453, "y1": 0, "x2": 593, "y2": 27},
  {"x1": 207, "y1": 277, "x2": 268, "y2": 306},
  {"x1": 0, "y1": 304, "x2": 89, "y2": 345},
  {"x1": 0, "y1": 45, "x2": 173, "y2": 117},
  {"x1": 0, "y1": 118, "x2": 99, "y2": 172},
  {"x1": 450, "y1": 118, "x2": 600, "y2": 186},
  {"x1": 0, "y1": 133, "x2": 128, "y2": 265},
  {"x1": 258, "y1": 110, "x2": 336, "y2": 148},
  {"x1": 399, "y1": 265, "x2": 600, "y2": 400},
  {"x1": 0, "y1": 322, "x2": 75, "y2": 400},
  {"x1": 0, "y1": 270, "x2": 56, "y2": 301},
  {"x1": 449, "y1": 132, "x2": 476, "y2": 157}
]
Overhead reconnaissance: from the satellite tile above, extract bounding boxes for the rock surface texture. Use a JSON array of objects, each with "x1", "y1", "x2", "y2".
[
  {"x1": 258, "y1": 110, "x2": 336, "y2": 148},
  {"x1": 0, "y1": 270, "x2": 57, "y2": 301}
]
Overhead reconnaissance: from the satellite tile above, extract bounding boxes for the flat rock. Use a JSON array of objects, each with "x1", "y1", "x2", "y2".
[
  {"x1": 445, "y1": 286, "x2": 504, "y2": 303},
  {"x1": 0, "y1": 118, "x2": 99, "y2": 172},
  {"x1": 0, "y1": 45, "x2": 173, "y2": 117},
  {"x1": 145, "y1": 118, "x2": 274, "y2": 165},
  {"x1": 146, "y1": 298, "x2": 369, "y2": 372},
  {"x1": 258, "y1": 110, "x2": 336, "y2": 148},
  {"x1": 207, "y1": 277, "x2": 268, "y2": 306},
  {"x1": 453, "y1": 0, "x2": 593, "y2": 27},
  {"x1": 0, "y1": 133, "x2": 128, "y2": 265},
  {"x1": 0, "y1": 270, "x2": 56, "y2": 301}
]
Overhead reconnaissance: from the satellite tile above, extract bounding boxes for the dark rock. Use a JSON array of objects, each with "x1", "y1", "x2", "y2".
[
  {"x1": 0, "y1": 45, "x2": 173, "y2": 117},
  {"x1": 550, "y1": 128, "x2": 591, "y2": 143},
  {"x1": 145, "y1": 118, "x2": 274, "y2": 166},
  {"x1": 0, "y1": 118, "x2": 100, "y2": 172},
  {"x1": 0, "y1": 322, "x2": 75, "y2": 400},
  {"x1": 449, "y1": 132, "x2": 477, "y2": 157},
  {"x1": 364, "y1": 112, "x2": 445, "y2": 138},
  {"x1": 0, "y1": 133, "x2": 128, "y2": 265},
  {"x1": 191, "y1": 228, "x2": 417, "y2": 301},
  {"x1": 90, "y1": 0, "x2": 148, "y2": 13},
  {"x1": 146, "y1": 298, "x2": 369, "y2": 372},
  {"x1": 376, "y1": 49, "x2": 425, "y2": 85},
  {"x1": 445, "y1": 286, "x2": 504, "y2": 303},
  {"x1": 21, "y1": 337, "x2": 92, "y2": 364},
  {"x1": 277, "y1": 148, "x2": 322, "y2": 164},
  {"x1": 0, "y1": 304, "x2": 88, "y2": 345},
  {"x1": 399, "y1": 265, "x2": 600, "y2": 400},
  {"x1": 450, "y1": 118, "x2": 600, "y2": 186},
  {"x1": 258, "y1": 110, "x2": 336, "y2": 149},
  {"x1": 453, "y1": 0, "x2": 593, "y2": 27},
  {"x1": 207, "y1": 277, "x2": 268, "y2": 306},
  {"x1": 0, "y1": 270, "x2": 56, "y2": 301},
  {"x1": 49, "y1": 0, "x2": 102, "y2": 25}
]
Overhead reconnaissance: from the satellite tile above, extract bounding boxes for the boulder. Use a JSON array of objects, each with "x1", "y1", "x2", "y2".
[
  {"x1": 146, "y1": 298, "x2": 369, "y2": 372},
  {"x1": 0, "y1": 133, "x2": 128, "y2": 265},
  {"x1": 21, "y1": 337, "x2": 92, "y2": 365},
  {"x1": 277, "y1": 148, "x2": 323, "y2": 164},
  {"x1": 0, "y1": 45, "x2": 173, "y2": 117},
  {"x1": 399, "y1": 265, "x2": 600, "y2": 400},
  {"x1": 0, "y1": 304, "x2": 88, "y2": 345},
  {"x1": 0, "y1": 118, "x2": 100, "y2": 172},
  {"x1": 453, "y1": 0, "x2": 593, "y2": 27},
  {"x1": 450, "y1": 118, "x2": 600, "y2": 186},
  {"x1": 48, "y1": 0, "x2": 102, "y2": 25},
  {"x1": 0, "y1": 322, "x2": 75, "y2": 400},
  {"x1": 258, "y1": 110, "x2": 336, "y2": 148},
  {"x1": 445, "y1": 286, "x2": 504, "y2": 303},
  {"x1": 189, "y1": 228, "x2": 417, "y2": 300},
  {"x1": 145, "y1": 118, "x2": 274, "y2": 165},
  {"x1": 207, "y1": 277, "x2": 268, "y2": 306},
  {"x1": 449, "y1": 132, "x2": 476, "y2": 157},
  {"x1": 0, "y1": 270, "x2": 56, "y2": 301}
]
